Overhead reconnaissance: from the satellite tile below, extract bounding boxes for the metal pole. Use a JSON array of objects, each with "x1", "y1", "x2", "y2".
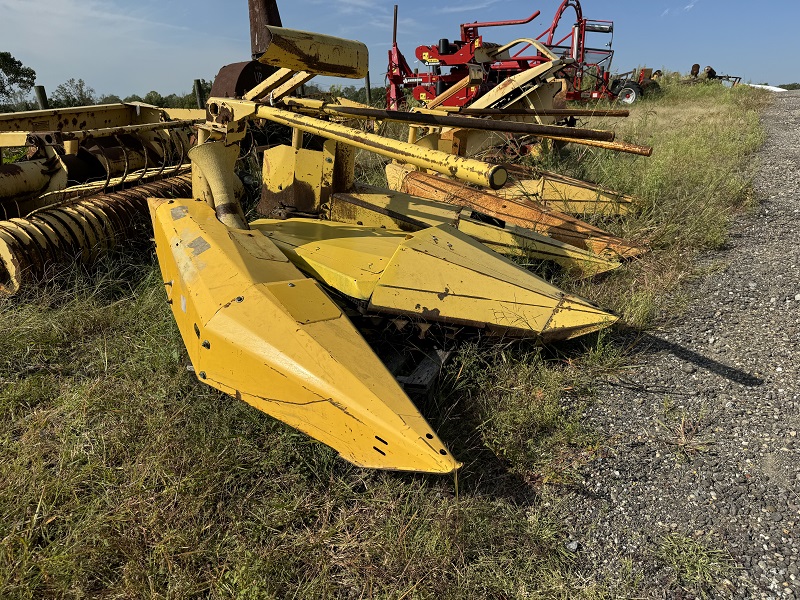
[
  {"x1": 365, "y1": 72, "x2": 372, "y2": 105},
  {"x1": 283, "y1": 99, "x2": 617, "y2": 142},
  {"x1": 194, "y1": 79, "x2": 206, "y2": 109},
  {"x1": 34, "y1": 86, "x2": 49, "y2": 110},
  {"x1": 393, "y1": 5, "x2": 398, "y2": 46},
  {"x1": 458, "y1": 108, "x2": 630, "y2": 118}
]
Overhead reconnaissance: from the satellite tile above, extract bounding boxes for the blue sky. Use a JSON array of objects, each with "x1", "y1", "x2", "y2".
[{"x1": 1, "y1": 0, "x2": 798, "y2": 98}]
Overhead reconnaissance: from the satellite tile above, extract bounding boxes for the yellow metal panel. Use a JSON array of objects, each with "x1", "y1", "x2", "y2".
[
  {"x1": 251, "y1": 216, "x2": 617, "y2": 339},
  {"x1": 455, "y1": 219, "x2": 621, "y2": 277},
  {"x1": 328, "y1": 191, "x2": 621, "y2": 277},
  {"x1": 330, "y1": 189, "x2": 458, "y2": 228},
  {"x1": 0, "y1": 103, "x2": 167, "y2": 133},
  {"x1": 162, "y1": 108, "x2": 206, "y2": 121},
  {"x1": 369, "y1": 225, "x2": 617, "y2": 339},
  {"x1": 266, "y1": 278, "x2": 342, "y2": 324},
  {"x1": 255, "y1": 26, "x2": 369, "y2": 78},
  {"x1": 0, "y1": 132, "x2": 30, "y2": 147},
  {"x1": 261, "y1": 141, "x2": 336, "y2": 213},
  {"x1": 150, "y1": 197, "x2": 459, "y2": 474},
  {"x1": 252, "y1": 219, "x2": 406, "y2": 301}
]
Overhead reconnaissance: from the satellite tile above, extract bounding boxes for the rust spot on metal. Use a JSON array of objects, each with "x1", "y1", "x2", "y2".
[
  {"x1": 264, "y1": 30, "x2": 363, "y2": 77},
  {"x1": 0, "y1": 164, "x2": 24, "y2": 177}
]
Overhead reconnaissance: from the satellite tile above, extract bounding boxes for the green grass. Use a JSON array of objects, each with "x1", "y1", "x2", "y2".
[
  {"x1": 0, "y1": 80, "x2": 768, "y2": 597},
  {"x1": 656, "y1": 534, "x2": 735, "y2": 597},
  {"x1": 0, "y1": 255, "x2": 589, "y2": 598},
  {"x1": 537, "y1": 79, "x2": 769, "y2": 328}
]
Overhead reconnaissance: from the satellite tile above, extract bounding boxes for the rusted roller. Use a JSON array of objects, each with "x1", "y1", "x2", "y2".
[{"x1": 0, "y1": 174, "x2": 192, "y2": 295}]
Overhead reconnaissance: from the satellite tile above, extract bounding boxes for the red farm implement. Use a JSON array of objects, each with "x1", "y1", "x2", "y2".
[{"x1": 386, "y1": 0, "x2": 652, "y2": 110}]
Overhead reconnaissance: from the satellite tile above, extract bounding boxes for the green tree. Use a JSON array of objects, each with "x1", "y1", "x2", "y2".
[
  {"x1": 143, "y1": 90, "x2": 165, "y2": 107},
  {"x1": 97, "y1": 93, "x2": 122, "y2": 104},
  {"x1": 51, "y1": 78, "x2": 96, "y2": 108},
  {"x1": 0, "y1": 52, "x2": 36, "y2": 101}
]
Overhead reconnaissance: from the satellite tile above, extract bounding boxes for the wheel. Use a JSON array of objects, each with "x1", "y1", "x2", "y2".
[
  {"x1": 617, "y1": 83, "x2": 642, "y2": 104},
  {"x1": 640, "y1": 78, "x2": 662, "y2": 97}
]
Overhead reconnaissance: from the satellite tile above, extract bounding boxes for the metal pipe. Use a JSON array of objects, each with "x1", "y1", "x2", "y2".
[
  {"x1": 546, "y1": 136, "x2": 652, "y2": 156},
  {"x1": 282, "y1": 99, "x2": 616, "y2": 142},
  {"x1": 193, "y1": 79, "x2": 206, "y2": 109},
  {"x1": 365, "y1": 72, "x2": 372, "y2": 105},
  {"x1": 252, "y1": 104, "x2": 507, "y2": 189},
  {"x1": 34, "y1": 86, "x2": 49, "y2": 110},
  {"x1": 457, "y1": 108, "x2": 630, "y2": 118},
  {"x1": 393, "y1": 5, "x2": 398, "y2": 46},
  {"x1": 465, "y1": 10, "x2": 541, "y2": 31}
]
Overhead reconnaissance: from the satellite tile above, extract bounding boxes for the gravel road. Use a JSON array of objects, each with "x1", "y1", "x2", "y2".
[{"x1": 566, "y1": 90, "x2": 800, "y2": 598}]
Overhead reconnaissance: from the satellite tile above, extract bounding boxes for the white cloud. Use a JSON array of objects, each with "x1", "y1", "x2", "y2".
[
  {"x1": 0, "y1": 0, "x2": 243, "y2": 96},
  {"x1": 435, "y1": 0, "x2": 502, "y2": 14}
]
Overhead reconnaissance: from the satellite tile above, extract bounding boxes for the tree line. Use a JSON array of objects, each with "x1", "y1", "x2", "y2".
[
  {"x1": 0, "y1": 51, "x2": 212, "y2": 112},
  {"x1": 1, "y1": 51, "x2": 388, "y2": 113}
]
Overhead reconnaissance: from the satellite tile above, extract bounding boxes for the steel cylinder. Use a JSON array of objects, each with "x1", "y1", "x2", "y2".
[{"x1": 0, "y1": 174, "x2": 192, "y2": 295}]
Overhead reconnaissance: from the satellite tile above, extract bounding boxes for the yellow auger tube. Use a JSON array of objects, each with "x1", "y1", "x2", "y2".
[
  {"x1": 251, "y1": 219, "x2": 619, "y2": 340},
  {"x1": 251, "y1": 104, "x2": 507, "y2": 189},
  {"x1": 149, "y1": 196, "x2": 459, "y2": 474}
]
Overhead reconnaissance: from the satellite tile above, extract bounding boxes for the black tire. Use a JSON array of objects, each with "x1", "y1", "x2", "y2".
[
  {"x1": 609, "y1": 78, "x2": 624, "y2": 95},
  {"x1": 640, "y1": 78, "x2": 662, "y2": 97},
  {"x1": 617, "y1": 83, "x2": 643, "y2": 104}
]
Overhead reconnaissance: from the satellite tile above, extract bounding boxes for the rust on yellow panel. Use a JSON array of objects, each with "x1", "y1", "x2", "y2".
[
  {"x1": 149, "y1": 196, "x2": 459, "y2": 474},
  {"x1": 255, "y1": 26, "x2": 369, "y2": 79},
  {"x1": 250, "y1": 218, "x2": 618, "y2": 339},
  {"x1": 387, "y1": 162, "x2": 647, "y2": 259},
  {"x1": 0, "y1": 103, "x2": 163, "y2": 133},
  {"x1": 326, "y1": 189, "x2": 621, "y2": 277}
]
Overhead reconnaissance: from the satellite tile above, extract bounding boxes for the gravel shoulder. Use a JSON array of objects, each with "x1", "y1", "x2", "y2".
[{"x1": 568, "y1": 90, "x2": 800, "y2": 598}]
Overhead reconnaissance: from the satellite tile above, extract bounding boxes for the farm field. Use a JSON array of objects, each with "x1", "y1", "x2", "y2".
[{"x1": 0, "y1": 80, "x2": 783, "y2": 599}]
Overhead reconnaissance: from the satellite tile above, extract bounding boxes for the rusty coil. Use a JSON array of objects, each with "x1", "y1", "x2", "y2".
[{"x1": 0, "y1": 174, "x2": 192, "y2": 295}]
